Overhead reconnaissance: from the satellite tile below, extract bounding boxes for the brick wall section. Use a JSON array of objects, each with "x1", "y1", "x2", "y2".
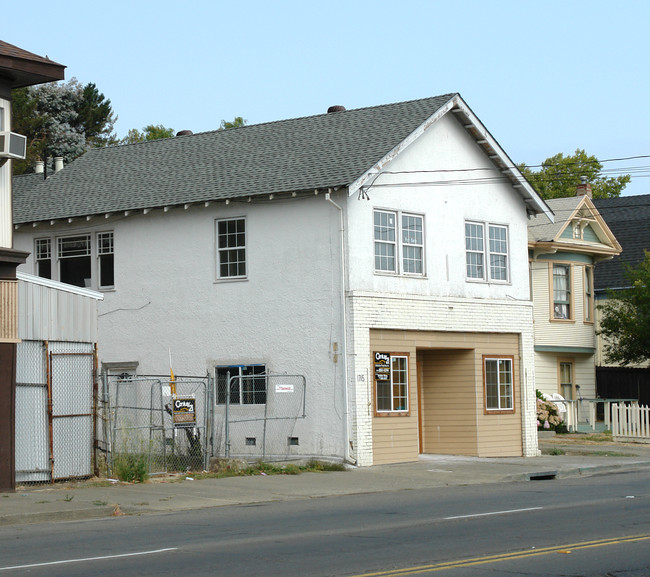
[{"x1": 347, "y1": 291, "x2": 539, "y2": 466}]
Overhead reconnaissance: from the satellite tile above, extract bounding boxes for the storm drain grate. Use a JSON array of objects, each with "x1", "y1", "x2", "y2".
[{"x1": 527, "y1": 471, "x2": 558, "y2": 480}]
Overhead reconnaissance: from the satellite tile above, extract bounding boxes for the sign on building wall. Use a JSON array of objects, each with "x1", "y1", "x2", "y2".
[{"x1": 374, "y1": 352, "x2": 391, "y2": 382}]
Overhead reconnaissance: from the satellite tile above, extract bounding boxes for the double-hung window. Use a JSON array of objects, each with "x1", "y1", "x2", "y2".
[
  {"x1": 217, "y1": 218, "x2": 246, "y2": 279},
  {"x1": 584, "y1": 266, "x2": 594, "y2": 322},
  {"x1": 97, "y1": 232, "x2": 114, "y2": 289},
  {"x1": 465, "y1": 221, "x2": 509, "y2": 282},
  {"x1": 35, "y1": 238, "x2": 52, "y2": 279},
  {"x1": 373, "y1": 210, "x2": 424, "y2": 275},
  {"x1": 58, "y1": 235, "x2": 92, "y2": 287},
  {"x1": 375, "y1": 353, "x2": 409, "y2": 413},
  {"x1": 553, "y1": 264, "x2": 572, "y2": 319},
  {"x1": 484, "y1": 356, "x2": 514, "y2": 412},
  {"x1": 216, "y1": 364, "x2": 266, "y2": 405}
]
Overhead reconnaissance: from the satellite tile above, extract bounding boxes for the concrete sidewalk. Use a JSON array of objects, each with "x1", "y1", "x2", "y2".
[{"x1": 2, "y1": 440, "x2": 650, "y2": 527}]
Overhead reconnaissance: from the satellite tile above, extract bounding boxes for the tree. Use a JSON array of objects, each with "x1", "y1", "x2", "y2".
[
  {"x1": 597, "y1": 251, "x2": 650, "y2": 366},
  {"x1": 219, "y1": 116, "x2": 247, "y2": 130},
  {"x1": 119, "y1": 124, "x2": 175, "y2": 145},
  {"x1": 11, "y1": 78, "x2": 117, "y2": 175},
  {"x1": 518, "y1": 149, "x2": 630, "y2": 200}
]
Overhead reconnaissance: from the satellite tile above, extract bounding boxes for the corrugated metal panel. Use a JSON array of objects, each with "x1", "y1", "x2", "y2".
[{"x1": 17, "y1": 273, "x2": 102, "y2": 342}]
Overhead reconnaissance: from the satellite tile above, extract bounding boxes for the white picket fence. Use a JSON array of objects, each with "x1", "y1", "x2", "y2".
[{"x1": 611, "y1": 403, "x2": 650, "y2": 441}]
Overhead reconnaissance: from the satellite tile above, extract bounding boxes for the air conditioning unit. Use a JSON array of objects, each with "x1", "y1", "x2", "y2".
[{"x1": 0, "y1": 132, "x2": 27, "y2": 160}]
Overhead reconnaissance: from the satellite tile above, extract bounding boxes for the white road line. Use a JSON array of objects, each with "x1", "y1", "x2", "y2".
[
  {"x1": 445, "y1": 506, "x2": 543, "y2": 520},
  {"x1": 0, "y1": 547, "x2": 177, "y2": 571}
]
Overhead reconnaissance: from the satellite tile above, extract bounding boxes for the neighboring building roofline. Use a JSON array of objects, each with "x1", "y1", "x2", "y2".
[{"x1": 16, "y1": 272, "x2": 104, "y2": 300}]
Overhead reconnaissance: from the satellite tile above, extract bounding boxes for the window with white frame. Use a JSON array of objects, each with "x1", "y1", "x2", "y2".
[
  {"x1": 553, "y1": 263, "x2": 572, "y2": 319},
  {"x1": 484, "y1": 356, "x2": 514, "y2": 412},
  {"x1": 97, "y1": 232, "x2": 114, "y2": 288},
  {"x1": 375, "y1": 352, "x2": 409, "y2": 413},
  {"x1": 34, "y1": 232, "x2": 114, "y2": 289},
  {"x1": 58, "y1": 235, "x2": 92, "y2": 287},
  {"x1": 216, "y1": 364, "x2": 266, "y2": 404},
  {"x1": 217, "y1": 218, "x2": 246, "y2": 279},
  {"x1": 374, "y1": 210, "x2": 424, "y2": 275},
  {"x1": 465, "y1": 221, "x2": 509, "y2": 282},
  {"x1": 35, "y1": 238, "x2": 52, "y2": 279}
]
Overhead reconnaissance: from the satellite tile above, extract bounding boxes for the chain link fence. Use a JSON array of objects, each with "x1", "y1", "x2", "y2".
[
  {"x1": 218, "y1": 374, "x2": 307, "y2": 462},
  {"x1": 102, "y1": 375, "x2": 212, "y2": 477}
]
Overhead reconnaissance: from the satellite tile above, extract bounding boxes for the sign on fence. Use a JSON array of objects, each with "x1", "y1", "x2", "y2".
[{"x1": 172, "y1": 396, "x2": 196, "y2": 428}]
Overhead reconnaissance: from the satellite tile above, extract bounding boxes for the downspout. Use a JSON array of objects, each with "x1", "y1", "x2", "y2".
[{"x1": 325, "y1": 190, "x2": 355, "y2": 465}]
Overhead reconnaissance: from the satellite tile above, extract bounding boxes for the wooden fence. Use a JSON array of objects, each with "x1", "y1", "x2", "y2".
[{"x1": 611, "y1": 403, "x2": 650, "y2": 441}]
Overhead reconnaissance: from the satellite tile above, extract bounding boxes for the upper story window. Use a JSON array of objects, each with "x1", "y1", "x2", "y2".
[
  {"x1": 584, "y1": 266, "x2": 594, "y2": 323},
  {"x1": 373, "y1": 209, "x2": 424, "y2": 275},
  {"x1": 484, "y1": 356, "x2": 514, "y2": 412},
  {"x1": 552, "y1": 263, "x2": 572, "y2": 320},
  {"x1": 465, "y1": 221, "x2": 509, "y2": 283},
  {"x1": 97, "y1": 232, "x2": 114, "y2": 289},
  {"x1": 217, "y1": 218, "x2": 246, "y2": 279},
  {"x1": 34, "y1": 232, "x2": 114, "y2": 289}
]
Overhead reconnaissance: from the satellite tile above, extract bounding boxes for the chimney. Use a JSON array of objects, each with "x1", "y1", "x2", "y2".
[
  {"x1": 54, "y1": 157, "x2": 64, "y2": 172},
  {"x1": 34, "y1": 161, "x2": 44, "y2": 174},
  {"x1": 576, "y1": 176, "x2": 592, "y2": 198}
]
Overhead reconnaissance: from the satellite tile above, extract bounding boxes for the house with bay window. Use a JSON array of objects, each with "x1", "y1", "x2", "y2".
[
  {"x1": 528, "y1": 187, "x2": 621, "y2": 427},
  {"x1": 14, "y1": 93, "x2": 553, "y2": 465}
]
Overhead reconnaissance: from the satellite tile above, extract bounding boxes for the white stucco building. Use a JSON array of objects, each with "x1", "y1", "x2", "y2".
[{"x1": 14, "y1": 93, "x2": 552, "y2": 465}]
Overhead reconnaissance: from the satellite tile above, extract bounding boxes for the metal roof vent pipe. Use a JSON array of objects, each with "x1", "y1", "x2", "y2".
[
  {"x1": 54, "y1": 157, "x2": 64, "y2": 172},
  {"x1": 34, "y1": 160, "x2": 44, "y2": 174},
  {"x1": 576, "y1": 176, "x2": 592, "y2": 198},
  {"x1": 176, "y1": 130, "x2": 193, "y2": 136},
  {"x1": 327, "y1": 105, "x2": 346, "y2": 113}
]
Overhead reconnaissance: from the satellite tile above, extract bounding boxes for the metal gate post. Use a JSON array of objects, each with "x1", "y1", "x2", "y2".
[{"x1": 225, "y1": 371, "x2": 231, "y2": 459}]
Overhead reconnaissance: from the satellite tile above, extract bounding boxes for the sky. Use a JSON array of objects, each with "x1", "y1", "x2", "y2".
[{"x1": 4, "y1": 0, "x2": 649, "y2": 196}]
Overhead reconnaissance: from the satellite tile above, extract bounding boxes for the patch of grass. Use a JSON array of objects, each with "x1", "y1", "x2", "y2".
[
  {"x1": 545, "y1": 448, "x2": 566, "y2": 456},
  {"x1": 189, "y1": 459, "x2": 348, "y2": 480},
  {"x1": 93, "y1": 500, "x2": 108, "y2": 506}
]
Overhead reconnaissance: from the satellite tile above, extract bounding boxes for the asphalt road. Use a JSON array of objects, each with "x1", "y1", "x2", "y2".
[{"x1": 1, "y1": 470, "x2": 649, "y2": 576}]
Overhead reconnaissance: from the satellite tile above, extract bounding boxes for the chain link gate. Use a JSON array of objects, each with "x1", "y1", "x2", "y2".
[
  {"x1": 103, "y1": 375, "x2": 212, "y2": 477},
  {"x1": 221, "y1": 374, "x2": 306, "y2": 462},
  {"x1": 15, "y1": 340, "x2": 97, "y2": 485}
]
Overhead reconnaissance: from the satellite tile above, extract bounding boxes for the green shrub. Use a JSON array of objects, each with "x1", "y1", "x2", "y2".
[{"x1": 112, "y1": 452, "x2": 149, "y2": 483}]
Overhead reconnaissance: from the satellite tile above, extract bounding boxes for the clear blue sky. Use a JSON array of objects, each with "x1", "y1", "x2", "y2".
[{"x1": 5, "y1": 0, "x2": 649, "y2": 196}]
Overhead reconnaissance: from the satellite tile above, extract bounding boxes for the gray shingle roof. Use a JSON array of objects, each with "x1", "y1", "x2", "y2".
[
  {"x1": 13, "y1": 94, "x2": 457, "y2": 224},
  {"x1": 593, "y1": 194, "x2": 650, "y2": 290},
  {"x1": 527, "y1": 196, "x2": 583, "y2": 242}
]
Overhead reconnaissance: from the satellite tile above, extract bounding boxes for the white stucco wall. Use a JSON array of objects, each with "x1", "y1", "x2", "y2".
[
  {"x1": 346, "y1": 112, "x2": 531, "y2": 301},
  {"x1": 15, "y1": 194, "x2": 349, "y2": 461}
]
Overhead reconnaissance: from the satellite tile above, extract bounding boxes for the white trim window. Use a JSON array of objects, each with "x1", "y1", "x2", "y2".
[
  {"x1": 484, "y1": 356, "x2": 514, "y2": 412},
  {"x1": 217, "y1": 217, "x2": 246, "y2": 279},
  {"x1": 465, "y1": 221, "x2": 509, "y2": 282},
  {"x1": 34, "y1": 232, "x2": 114, "y2": 289},
  {"x1": 58, "y1": 234, "x2": 91, "y2": 287},
  {"x1": 374, "y1": 209, "x2": 424, "y2": 275},
  {"x1": 97, "y1": 232, "x2": 114, "y2": 289},
  {"x1": 375, "y1": 354, "x2": 409, "y2": 413}
]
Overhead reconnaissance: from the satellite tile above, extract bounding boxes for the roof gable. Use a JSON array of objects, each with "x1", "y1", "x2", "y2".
[{"x1": 528, "y1": 195, "x2": 621, "y2": 258}]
